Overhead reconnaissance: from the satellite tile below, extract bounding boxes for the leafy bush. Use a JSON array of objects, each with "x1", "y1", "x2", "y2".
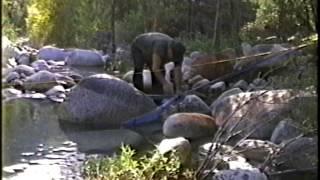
[{"x1": 83, "y1": 145, "x2": 195, "y2": 180}]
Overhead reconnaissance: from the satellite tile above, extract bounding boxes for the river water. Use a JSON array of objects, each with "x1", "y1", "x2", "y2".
[{"x1": 2, "y1": 66, "x2": 137, "y2": 179}]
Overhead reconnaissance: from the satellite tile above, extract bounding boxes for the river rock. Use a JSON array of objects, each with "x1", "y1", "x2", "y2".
[
  {"x1": 5, "y1": 71, "x2": 20, "y2": 83},
  {"x1": 209, "y1": 88, "x2": 243, "y2": 109},
  {"x1": 157, "y1": 137, "x2": 191, "y2": 164},
  {"x1": 65, "y1": 49, "x2": 105, "y2": 67},
  {"x1": 232, "y1": 80, "x2": 249, "y2": 91},
  {"x1": 58, "y1": 74, "x2": 157, "y2": 129},
  {"x1": 211, "y1": 89, "x2": 310, "y2": 140},
  {"x1": 163, "y1": 113, "x2": 217, "y2": 139},
  {"x1": 17, "y1": 53, "x2": 30, "y2": 65},
  {"x1": 188, "y1": 74, "x2": 204, "y2": 85},
  {"x1": 212, "y1": 169, "x2": 268, "y2": 180},
  {"x1": 45, "y1": 85, "x2": 66, "y2": 103},
  {"x1": 63, "y1": 129, "x2": 146, "y2": 153},
  {"x1": 209, "y1": 81, "x2": 226, "y2": 94},
  {"x1": 235, "y1": 139, "x2": 280, "y2": 164},
  {"x1": 176, "y1": 95, "x2": 211, "y2": 115},
  {"x1": 31, "y1": 60, "x2": 51, "y2": 72},
  {"x1": 10, "y1": 65, "x2": 35, "y2": 77},
  {"x1": 24, "y1": 70, "x2": 60, "y2": 92},
  {"x1": 270, "y1": 119, "x2": 303, "y2": 144},
  {"x1": 192, "y1": 78, "x2": 210, "y2": 93},
  {"x1": 37, "y1": 46, "x2": 70, "y2": 61},
  {"x1": 274, "y1": 137, "x2": 318, "y2": 170}
]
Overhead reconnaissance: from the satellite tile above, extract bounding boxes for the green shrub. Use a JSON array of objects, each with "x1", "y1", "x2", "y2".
[{"x1": 83, "y1": 145, "x2": 195, "y2": 180}]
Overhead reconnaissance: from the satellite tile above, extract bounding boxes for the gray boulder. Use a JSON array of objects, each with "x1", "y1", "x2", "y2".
[
  {"x1": 212, "y1": 169, "x2": 268, "y2": 180},
  {"x1": 31, "y1": 60, "x2": 51, "y2": 71},
  {"x1": 211, "y1": 90, "x2": 311, "y2": 140},
  {"x1": 65, "y1": 49, "x2": 105, "y2": 67},
  {"x1": 232, "y1": 80, "x2": 249, "y2": 91},
  {"x1": 37, "y1": 46, "x2": 70, "y2": 61},
  {"x1": 176, "y1": 95, "x2": 211, "y2": 115},
  {"x1": 274, "y1": 137, "x2": 318, "y2": 170},
  {"x1": 24, "y1": 70, "x2": 60, "y2": 92},
  {"x1": 157, "y1": 137, "x2": 191, "y2": 165},
  {"x1": 163, "y1": 113, "x2": 217, "y2": 139},
  {"x1": 58, "y1": 74, "x2": 157, "y2": 129},
  {"x1": 270, "y1": 118, "x2": 303, "y2": 144},
  {"x1": 10, "y1": 65, "x2": 35, "y2": 77}
]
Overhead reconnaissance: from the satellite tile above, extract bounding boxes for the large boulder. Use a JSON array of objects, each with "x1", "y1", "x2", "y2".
[
  {"x1": 211, "y1": 89, "x2": 314, "y2": 140},
  {"x1": 58, "y1": 74, "x2": 157, "y2": 129},
  {"x1": 65, "y1": 49, "x2": 105, "y2": 67},
  {"x1": 163, "y1": 113, "x2": 217, "y2": 139},
  {"x1": 176, "y1": 95, "x2": 211, "y2": 115},
  {"x1": 37, "y1": 46, "x2": 70, "y2": 61}
]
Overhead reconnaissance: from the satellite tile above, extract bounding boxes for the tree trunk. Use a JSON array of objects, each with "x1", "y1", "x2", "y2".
[
  {"x1": 111, "y1": 0, "x2": 116, "y2": 55},
  {"x1": 212, "y1": 0, "x2": 220, "y2": 47}
]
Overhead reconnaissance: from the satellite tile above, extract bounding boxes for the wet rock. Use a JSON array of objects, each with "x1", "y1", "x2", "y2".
[
  {"x1": 176, "y1": 95, "x2": 211, "y2": 115},
  {"x1": 31, "y1": 60, "x2": 51, "y2": 71},
  {"x1": 211, "y1": 90, "x2": 313, "y2": 140},
  {"x1": 232, "y1": 80, "x2": 249, "y2": 91},
  {"x1": 5, "y1": 71, "x2": 20, "y2": 83},
  {"x1": 209, "y1": 88, "x2": 243, "y2": 109},
  {"x1": 55, "y1": 73, "x2": 76, "y2": 88},
  {"x1": 17, "y1": 53, "x2": 30, "y2": 65},
  {"x1": 192, "y1": 78, "x2": 210, "y2": 92},
  {"x1": 157, "y1": 137, "x2": 191, "y2": 164},
  {"x1": 199, "y1": 142, "x2": 257, "y2": 171},
  {"x1": 64, "y1": 129, "x2": 146, "y2": 153},
  {"x1": 2, "y1": 88, "x2": 22, "y2": 98},
  {"x1": 235, "y1": 139, "x2": 280, "y2": 164},
  {"x1": 209, "y1": 81, "x2": 226, "y2": 94},
  {"x1": 58, "y1": 74, "x2": 156, "y2": 128},
  {"x1": 24, "y1": 70, "x2": 60, "y2": 92},
  {"x1": 212, "y1": 169, "x2": 268, "y2": 180},
  {"x1": 65, "y1": 49, "x2": 105, "y2": 67},
  {"x1": 270, "y1": 119, "x2": 303, "y2": 144},
  {"x1": 38, "y1": 46, "x2": 70, "y2": 61},
  {"x1": 45, "y1": 85, "x2": 66, "y2": 103},
  {"x1": 11, "y1": 64, "x2": 35, "y2": 77},
  {"x1": 188, "y1": 74, "x2": 204, "y2": 85},
  {"x1": 3, "y1": 163, "x2": 29, "y2": 173},
  {"x1": 274, "y1": 137, "x2": 317, "y2": 170},
  {"x1": 21, "y1": 93, "x2": 47, "y2": 99},
  {"x1": 163, "y1": 113, "x2": 217, "y2": 139}
]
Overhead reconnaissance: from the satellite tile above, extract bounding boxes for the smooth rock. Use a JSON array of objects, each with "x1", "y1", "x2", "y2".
[
  {"x1": 2, "y1": 88, "x2": 22, "y2": 98},
  {"x1": 5, "y1": 71, "x2": 20, "y2": 83},
  {"x1": 188, "y1": 74, "x2": 204, "y2": 85},
  {"x1": 212, "y1": 169, "x2": 268, "y2": 180},
  {"x1": 211, "y1": 90, "x2": 310, "y2": 140},
  {"x1": 58, "y1": 74, "x2": 156, "y2": 128},
  {"x1": 11, "y1": 65, "x2": 35, "y2": 77},
  {"x1": 31, "y1": 60, "x2": 51, "y2": 71},
  {"x1": 24, "y1": 70, "x2": 59, "y2": 92},
  {"x1": 274, "y1": 137, "x2": 317, "y2": 170},
  {"x1": 17, "y1": 53, "x2": 30, "y2": 65},
  {"x1": 232, "y1": 80, "x2": 249, "y2": 91},
  {"x1": 65, "y1": 49, "x2": 105, "y2": 67},
  {"x1": 209, "y1": 88, "x2": 243, "y2": 109},
  {"x1": 192, "y1": 78, "x2": 210, "y2": 92},
  {"x1": 176, "y1": 95, "x2": 211, "y2": 115},
  {"x1": 157, "y1": 137, "x2": 191, "y2": 164},
  {"x1": 163, "y1": 113, "x2": 217, "y2": 139},
  {"x1": 270, "y1": 119, "x2": 303, "y2": 144},
  {"x1": 209, "y1": 81, "x2": 226, "y2": 94},
  {"x1": 235, "y1": 139, "x2": 280, "y2": 163},
  {"x1": 38, "y1": 46, "x2": 70, "y2": 61}
]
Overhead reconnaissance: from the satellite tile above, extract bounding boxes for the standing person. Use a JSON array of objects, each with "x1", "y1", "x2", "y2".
[{"x1": 131, "y1": 32, "x2": 186, "y2": 94}]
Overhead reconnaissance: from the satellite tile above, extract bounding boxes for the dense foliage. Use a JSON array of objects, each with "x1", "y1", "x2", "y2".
[{"x1": 3, "y1": 0, "x2": 317, "y2": 52}]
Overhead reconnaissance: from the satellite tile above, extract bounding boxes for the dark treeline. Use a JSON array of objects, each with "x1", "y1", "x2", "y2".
[{"x1": 3, "y1": 0, "x2": 317, "y2": 53}]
